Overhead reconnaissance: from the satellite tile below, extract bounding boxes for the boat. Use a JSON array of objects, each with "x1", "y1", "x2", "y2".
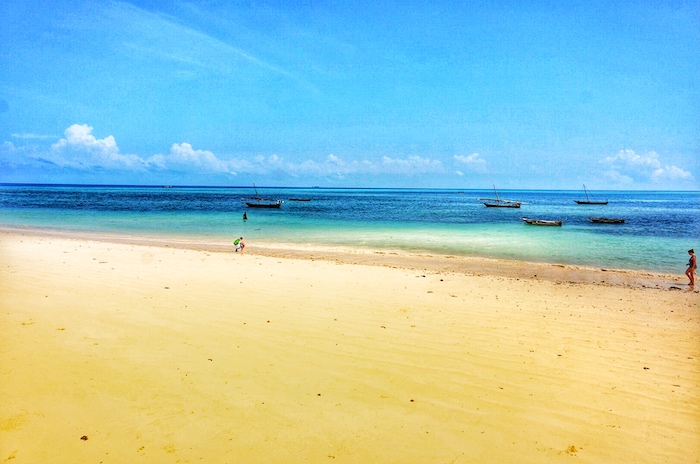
[
  {"x1": 574, "y1": 184, "x2": 608, "y2": 205},
  {"x1": 589, "y1": 217, "x2": 625, "y2": 224},
  {"x1": 246, "y1": 198, "x2": 282, "y2": 208},
  {"x1": 479, "y1": 185, "x2": 523, "y2": 208},
  {"x1": 288, "y1": 198, "x2": 311, "y2": 202},
  {"x1": 245, "y1": 184, "x2": 283, "y2": 208},
  {"x1": 521, "y1": 217, "x2": 563, "y2": 226},
  {"x1": 246, "y1": 197, "x2": 282, "y2": 208}
]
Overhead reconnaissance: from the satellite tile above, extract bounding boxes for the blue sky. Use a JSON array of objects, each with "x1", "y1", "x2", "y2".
[{"x1": 1, "y1": 0, "x2": 698, "y2": 189}]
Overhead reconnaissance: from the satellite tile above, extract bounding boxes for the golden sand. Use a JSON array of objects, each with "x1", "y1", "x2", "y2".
[{"x1": 1, "y1": 231, "x2": 698, "y2": 463}]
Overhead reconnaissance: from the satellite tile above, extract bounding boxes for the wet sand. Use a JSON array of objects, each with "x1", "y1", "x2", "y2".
[{"x1": 1, "y1": 230, "x2": 698, "y2": 463}]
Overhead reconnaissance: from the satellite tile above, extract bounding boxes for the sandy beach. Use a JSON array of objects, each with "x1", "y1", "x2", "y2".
[{"x1": 1, "y1": 230, "x2": 698, "y2": 463}]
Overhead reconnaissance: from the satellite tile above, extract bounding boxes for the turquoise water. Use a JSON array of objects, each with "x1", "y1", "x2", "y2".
[{"x1": 1, "y1": 185, "x2": 698, "y2": 274}]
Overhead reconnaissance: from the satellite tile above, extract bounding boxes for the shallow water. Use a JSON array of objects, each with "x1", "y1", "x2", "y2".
[{"x1": 1, "y1": 185, "x2": 698, "y2": 273}]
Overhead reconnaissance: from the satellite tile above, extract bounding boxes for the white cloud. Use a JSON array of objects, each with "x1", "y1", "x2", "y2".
[
  {"x1": 651, "y1": 165, "x2": 693, "y2": 182},
  {"x1": 48, "y1": 124, "x2": 146, "y2": 170},
  {"x1": 1, "y1": 123, "x2": 470, "y2": 182},
  {"x1": 10, "y1": 124, "x2": 238, "y2": 176},
  {"x1": 162, "y1": 143, "x2": 235, "y2": 174},
  {"x1": 453, "y1": 153, "x2": 487, "y2": 173},
  {"x1": 379, "y1": 155, "x2": 444, "y2": 175},
  {"x1": 238, "y1": 153, "x2": 444, "y2": 178},
  {"x1": 53, "y1": 124, "x2": 117, "y2": 152},
  {"x1": 601, "y1": 149, "x2": 693, "y2": 184},
  {"x1": 603, "y1": 169, "x2": 634, "y2": 185},
  {"x1": 11, "y1": 133, "x2": 56, "y2": 140}
]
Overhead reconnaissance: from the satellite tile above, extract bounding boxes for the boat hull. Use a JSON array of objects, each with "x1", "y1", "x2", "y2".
[
  {"x1": 484, "y1": 202, "x2": 520, "y2": 208},
  {"x1": 589, "y1": 217, "x2": 624, "y2": 224},
  {"x1": 521, "y1": 217, "x2": 563, "y2": 226},
  {"x1": 246, "y1": 202, "x2": 282, "y2": 208}
]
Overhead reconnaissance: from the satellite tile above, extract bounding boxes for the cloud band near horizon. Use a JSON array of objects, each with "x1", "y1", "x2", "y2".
[{"x1": 1, "y1": 124, "x2": 695, "y2": 188}]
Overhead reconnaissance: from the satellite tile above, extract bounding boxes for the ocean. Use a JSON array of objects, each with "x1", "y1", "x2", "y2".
[{"x1": 0, "y1": 184, "x2": 698, "y2": 274}]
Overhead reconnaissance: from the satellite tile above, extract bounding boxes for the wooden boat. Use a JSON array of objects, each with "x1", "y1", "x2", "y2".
[
  {"x1": 245, "y1": 184, "x2": 283, "y2": 208},
  {"x1": 479, "y1": 185, "x2": 523, "y2": 208},
  {"x1": 484, "y1": 199, "x2": 521, "y2": 208},
  {"x1": 521, "y1": 217, "x2": 563, "y2": 226},
  {"x1": 589, "y1": 217, "x2": 625, "y2": 224},
  {"x1": 574, "y1": 184, "x2": 608, "y2": 205},
  {"x1": 288, "y1": 198, "x2": 311, "y2": 202},
  {"x1": 246, "y1": 199, "x2": 282, "y2": 208}
]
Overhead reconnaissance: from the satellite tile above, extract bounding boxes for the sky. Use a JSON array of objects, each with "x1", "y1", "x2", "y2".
[{"x1": 0, "y1": 0, "x2": 698, "y2": 189}]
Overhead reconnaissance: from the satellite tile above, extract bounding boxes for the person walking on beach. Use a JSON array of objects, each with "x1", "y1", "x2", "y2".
[
  {"x1": 234, "y1": 237, "x2": 245, "y2": 253},
  {"x1": 686, "y1": 249, "x2": 696, "y2": 286}
]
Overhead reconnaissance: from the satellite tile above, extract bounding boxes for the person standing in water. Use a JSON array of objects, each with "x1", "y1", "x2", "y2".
[{"x1": 686, "y1": 249, "x2": 696, "y2": 286}]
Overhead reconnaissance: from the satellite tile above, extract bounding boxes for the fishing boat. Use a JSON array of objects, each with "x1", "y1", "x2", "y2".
[
  {"x1": 521, "y1": 217, "x2": 563, "y2": 226},
  {"x1": 246, "y1": 199, "x2": 282, "y2": 208},
  {"x1": 288, "y1": 198, "x2": 311, "y2": 202},
  {"x1": 574, "y1": 184, "x2": 608, "y2": 205},
  {"x1": 588, "y1": 217, "x2": 625, "y2": 224},
  {"x1": 479, "y1": 185, "x2": 523, "y2": 208},
  {"x1": 245, "y1": 184, "x2": 283, "y2": 208}
]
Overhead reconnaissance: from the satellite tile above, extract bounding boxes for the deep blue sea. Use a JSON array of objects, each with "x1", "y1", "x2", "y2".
[{"x1": 1, "y1": 184, "x2": 698, "y2": 274}]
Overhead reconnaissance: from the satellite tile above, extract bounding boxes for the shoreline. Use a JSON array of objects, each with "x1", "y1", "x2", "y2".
[{"x1": 0, "y1": 226, "x2": 690, "y2": 290}]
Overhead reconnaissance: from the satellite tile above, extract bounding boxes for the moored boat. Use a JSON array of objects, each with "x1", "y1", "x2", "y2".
[
  {"x1": 588, "y1": 217, "x2": 625, "y2": 224},
  {"x1": 479, "y1": 185, "x2": 523, "y2": 208},
  {"x1": 484, "y1": 199, "x2": 521, "y2": 208},
  {"x1": 245, "y1": 184, "x2": 283, "y2": 208},
  {"x1": 521, "y1": 217, "x2": 563, "y2": 226},
  {"x1": 574, "y1": 184, "x2": 608, "y2": 205},
  {"x1": 246, "y1": 199, "x2": 283, "y2": 208}
]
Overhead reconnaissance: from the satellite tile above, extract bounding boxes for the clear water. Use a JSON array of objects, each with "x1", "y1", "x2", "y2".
[{"x1": 1, "y1": 184, "x2": 698, "y2": 274}]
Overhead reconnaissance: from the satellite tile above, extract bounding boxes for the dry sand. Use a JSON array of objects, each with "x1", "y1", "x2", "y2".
[{"x1": 1, "y1": 230, "x2": 698, "y2": 463}]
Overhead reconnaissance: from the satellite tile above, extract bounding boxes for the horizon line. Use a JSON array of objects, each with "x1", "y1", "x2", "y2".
[{"x1": 1, "y1": 182, "x2": 698, "y2": 193}]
